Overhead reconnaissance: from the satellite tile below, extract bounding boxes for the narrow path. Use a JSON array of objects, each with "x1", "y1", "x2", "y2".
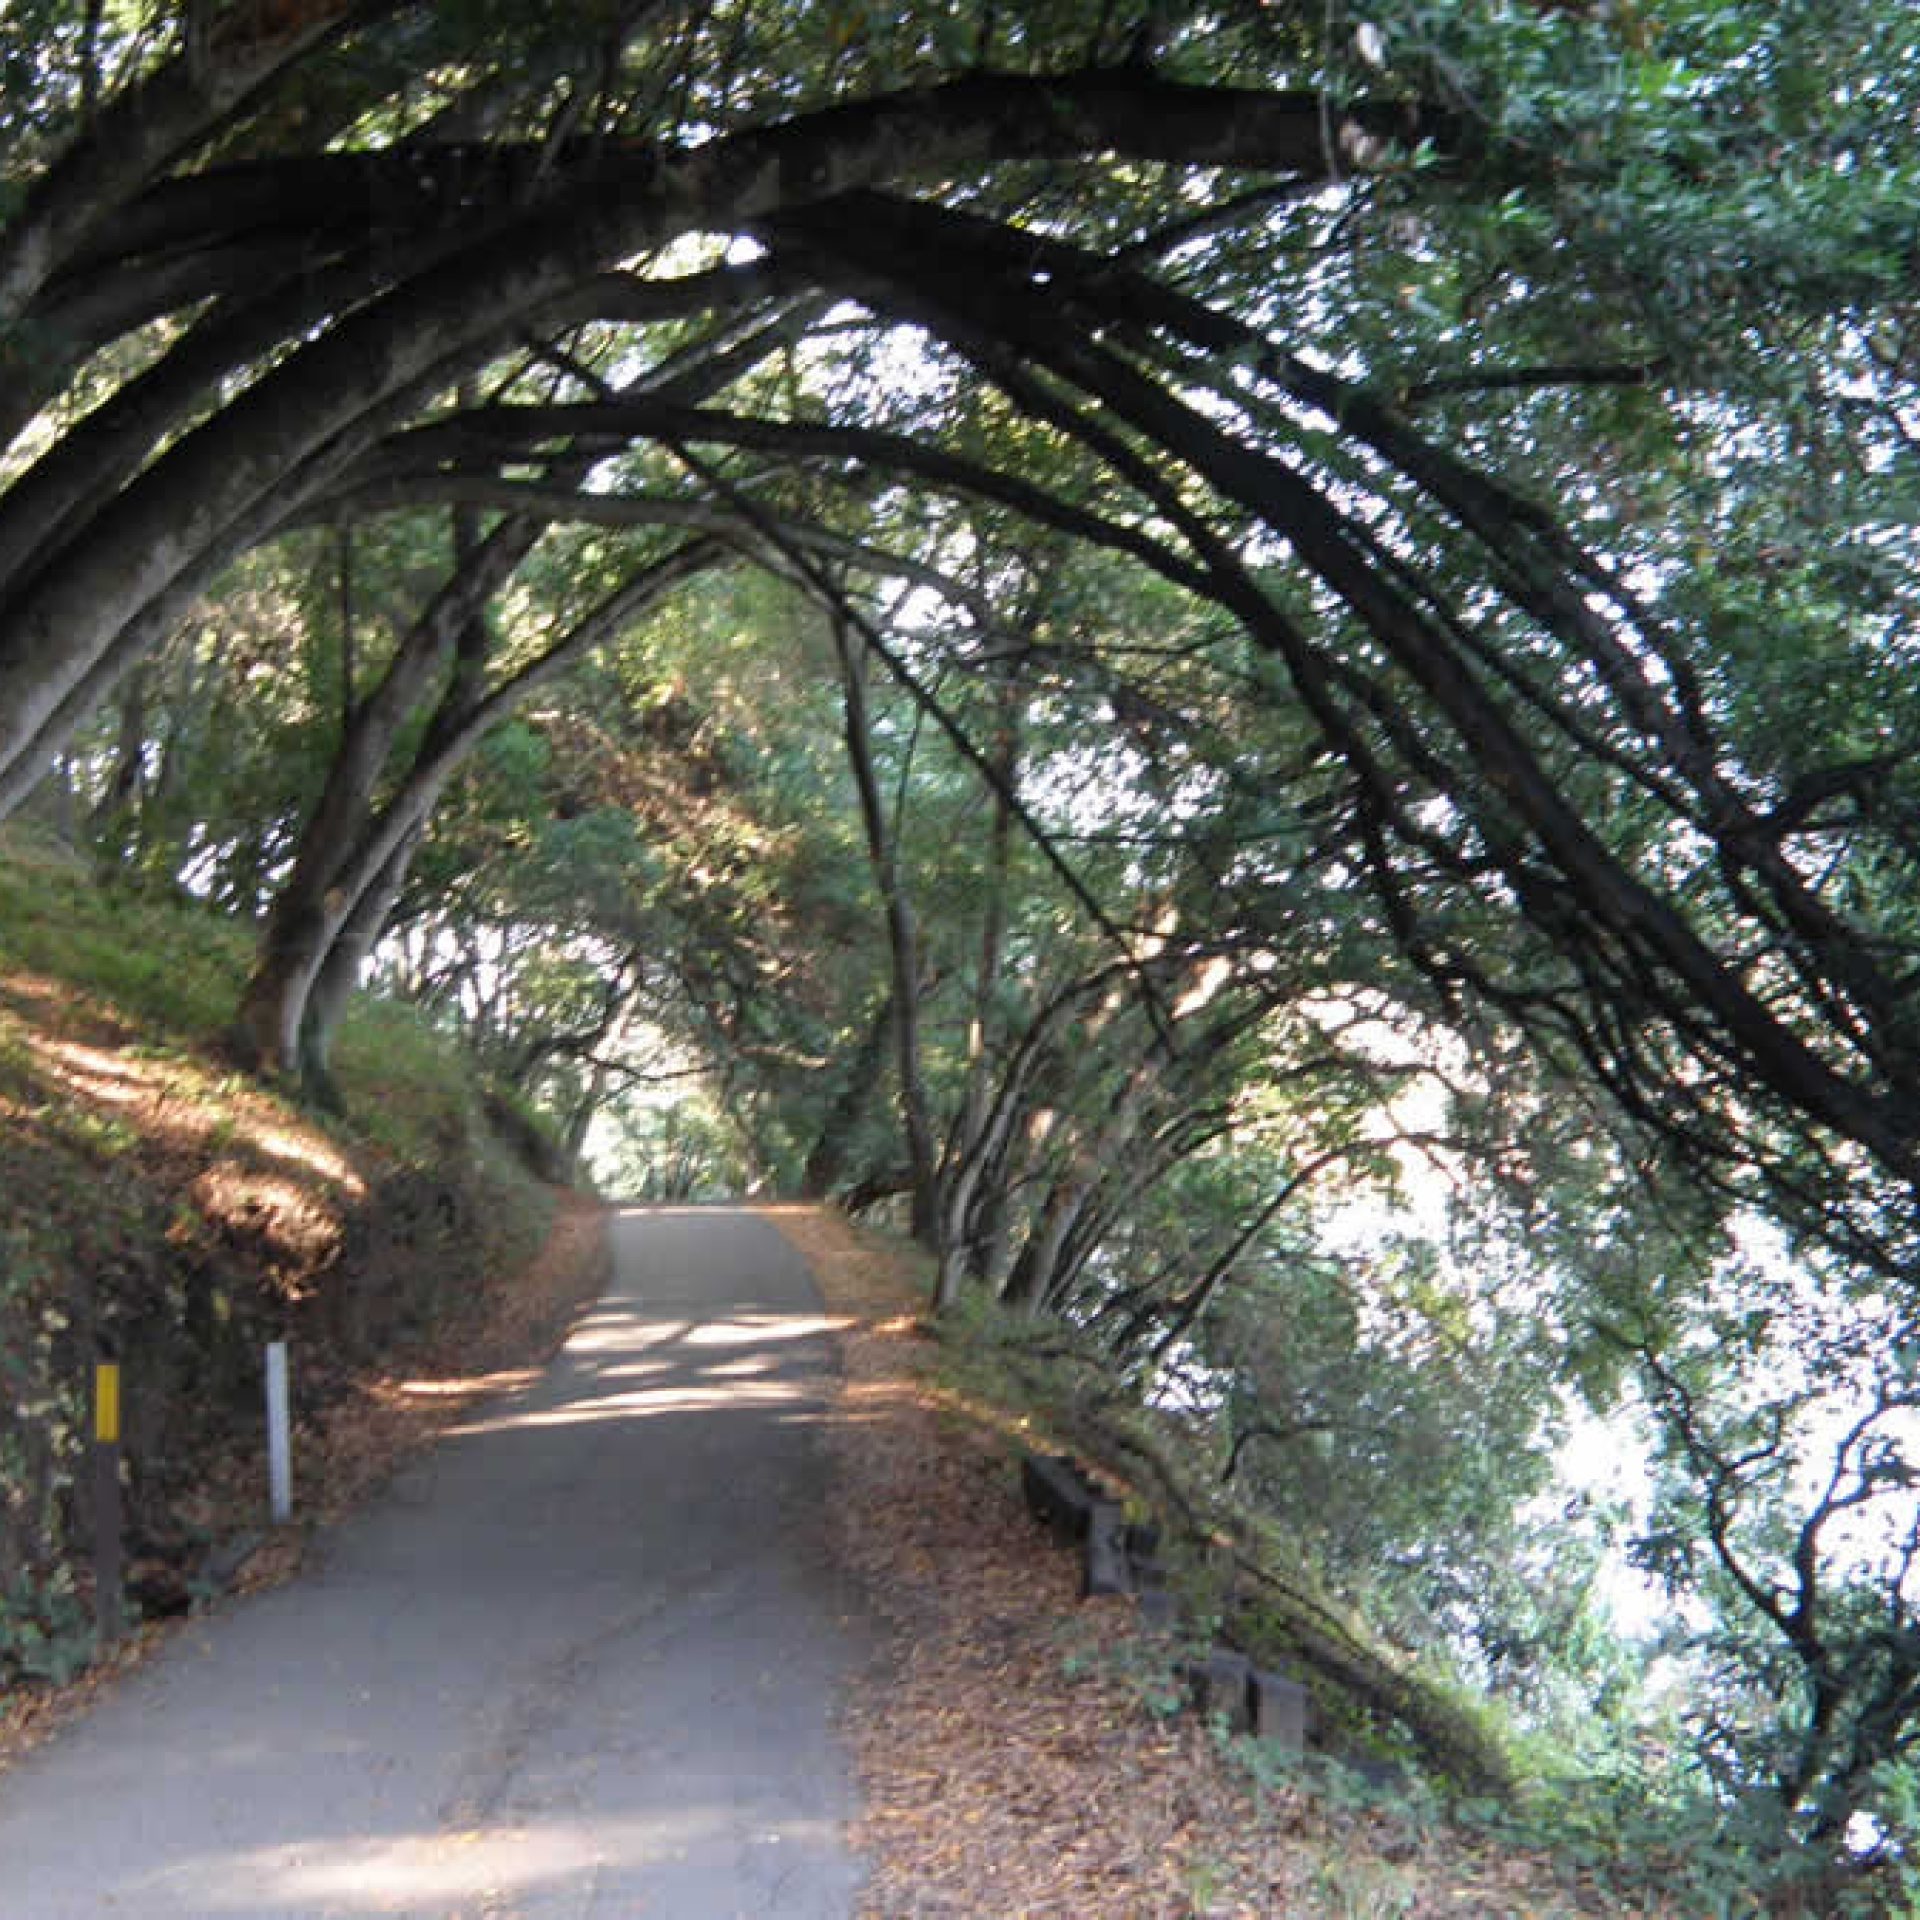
[{"x1": 0, "y1": 1207, "x2": 867, "y2": 1918}]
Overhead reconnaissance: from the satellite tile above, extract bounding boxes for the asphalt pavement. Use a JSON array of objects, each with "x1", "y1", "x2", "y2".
[{"x1": 0, "y1": 1206, "x2": 868, "y2": 1918}]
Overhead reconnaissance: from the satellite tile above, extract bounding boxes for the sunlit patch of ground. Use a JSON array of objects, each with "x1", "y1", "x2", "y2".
[
  {"x1": 0, "y1": 976, "x2": 363, "y2": 1295},
  {"x1": 297, "y1": 1190, "x2": 613, "y2": 1526}
]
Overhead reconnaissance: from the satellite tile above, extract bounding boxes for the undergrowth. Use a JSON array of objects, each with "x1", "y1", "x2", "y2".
[{"x1": 911, "y1": 1279, "x2": 1877, "y2": 1913}]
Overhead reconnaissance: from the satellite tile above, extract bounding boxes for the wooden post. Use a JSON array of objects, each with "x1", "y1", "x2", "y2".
[
  {"x1": 1186, "y1": 1649, "x2": 1254, "y2": 1732},
  {"x1": 1083, "y1": 1500, "x2": 1133, "y2": 1597},
  {"x1": 1020, "y1": 1451, "x2": 1096, "y2": 1542},
  {"x1": 1250, "y1": 1667, "x2": 1312, "y2": 1751},
  {"x1": 92, "y1": 1361, "x2": 123, "y2": 1651}
]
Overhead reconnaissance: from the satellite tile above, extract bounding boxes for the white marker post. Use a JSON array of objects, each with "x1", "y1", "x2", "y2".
[{"x1": 265, "y1": 1341, "x2": 292, "y2": 1524}]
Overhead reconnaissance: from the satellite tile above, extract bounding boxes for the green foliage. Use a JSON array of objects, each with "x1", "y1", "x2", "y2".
[
  {"x1": 0, "y1": 830, "x2": 250, "y2": 1043},
  {"x1": 594, "y1": 1097, "x2": 749, "y2": 1202},
  {"x1": 1615, "y1": 1266, "x2": 1920, "y2": 1863},
  {"x1": 1364, "y1": 0, "x2": 1917, "y2": 355},
  {"x1": 327, "y1": 995, "x2": 497, "y2": 1166},
  {"x1": 1200, "y1": 1243, "x2": 1571, "y2": 1669},
  {"x1": 0, "y1": 1574, "x2": 92, "y2": 1689},
  {"x1": 1461, "y1": 1757, "x2": 1908, "y2": 1917}
]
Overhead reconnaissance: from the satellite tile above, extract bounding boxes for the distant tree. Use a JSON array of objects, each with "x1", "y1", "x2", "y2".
[{"x1": 1618, "y1": 1271, "x2": 1920, "y2": 1860}]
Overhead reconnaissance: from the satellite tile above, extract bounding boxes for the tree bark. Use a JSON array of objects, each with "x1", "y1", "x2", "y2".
[
  {"x1": 0, "y1": 73, "x2": 1409, "y2": 804},
  {"x1": 833, "y1": 613, "x2": 943, "y2": 1245},
  {"x1": 0, "y1": 0, "x2": 363, "y2": 328},
  {"x1": 933, "y1": 662, "x2": 1025, "y2": 1305},
  {"x1": 800, "y1": 993, "x2": 895, "y2": 1200},
  {"x1": 229, "y1": 515, "x2": 544, "y2": 1076},
  {"x1": 232, "y1": 538, "x2": 721, "y2": 1084},
  {"x1": 298, "y1": 822, "x2": 424, "y2": 1106},
  {"x1": 814, "y1": 209, "x2": 1920, "y2": 1193}
]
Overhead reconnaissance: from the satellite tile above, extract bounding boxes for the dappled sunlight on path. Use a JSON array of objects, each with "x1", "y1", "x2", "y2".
[
  {"x1": 446, "y1": 1303, "x2": 854, "y2": 1435},
  {"x1": 132, "y1": 1808, "x2": 847, "y2": 1914}
]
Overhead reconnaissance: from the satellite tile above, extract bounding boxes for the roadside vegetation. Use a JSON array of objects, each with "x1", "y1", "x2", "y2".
[
  {"x1": 0, "y1": 823, "x2": 599, "y2": 1730},
  {"x1": 789, "y1": 1206, "x2": 1715, "y2": 1917}
]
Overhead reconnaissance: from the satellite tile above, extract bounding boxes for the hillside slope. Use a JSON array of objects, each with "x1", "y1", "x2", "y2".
[
  {"x1": 777, "y1": 1207, "x2": 1699, "y2": 1918},
  {"x1": 0, "y1": 826, "x2": 607, "y2": 1723}
]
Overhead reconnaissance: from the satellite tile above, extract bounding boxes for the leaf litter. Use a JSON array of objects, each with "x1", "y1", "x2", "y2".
[{"x1": 769, "y1": 1205, "x2": 1676, "y2": 1919}]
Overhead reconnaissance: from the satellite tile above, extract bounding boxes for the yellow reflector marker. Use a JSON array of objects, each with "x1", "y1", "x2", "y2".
[{"x1": 95, "y1": 1363, "x2": 121, "y2": 1445}]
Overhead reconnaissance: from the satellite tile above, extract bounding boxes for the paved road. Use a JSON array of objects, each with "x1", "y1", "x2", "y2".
[{"x1": 0, "y1": 1207, "x2": 868, "y2": 1918}]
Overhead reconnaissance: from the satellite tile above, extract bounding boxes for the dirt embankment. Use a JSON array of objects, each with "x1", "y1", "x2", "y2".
[
  {"x1": 0, "y1": 950, "x2": 613, "y2": 1768},
  {"x1": 1, "y1": 1170, "x2": 610, "y2": 1772}
]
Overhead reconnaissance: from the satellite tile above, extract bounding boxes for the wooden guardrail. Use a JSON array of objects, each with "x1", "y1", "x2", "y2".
[{"x1": 1020, "y1": 1448, "x2": 1313, "y2": 1755}]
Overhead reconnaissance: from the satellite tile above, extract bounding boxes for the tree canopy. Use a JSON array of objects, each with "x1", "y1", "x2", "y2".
[{"x1": 7, "y1": 0, "x2": 1920, "y2": 1889}]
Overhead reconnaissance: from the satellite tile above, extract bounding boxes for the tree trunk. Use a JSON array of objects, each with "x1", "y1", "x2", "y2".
[
  {"x1": 233, "y1": 537, "x2": 717, "y2": 1082},
  {"x1": 298, "y1": 825, "x2": 425, "y2": 1106},
  {"x1": 832, "y1": 614, "x2": 942, "y2": 1244},
  {"x1": 800, "y1": 992, "x2": 894, "y2": 1199},
  {"x1": 932, "y1": 660, "x2": 1025, "y2": 1300},
  {"x1": 230, "y1": 510, "x2": 547, "y2": 1077},
  {"x1": 1000, "y1": 1171, "x2": 1094, "y2": 1317},
  {"x1": 86, "y1": 660, "x2": 153, "y2": 851},
  {"x1": 561, "y1": 1053, "x2": 615, "y2": 1169}
]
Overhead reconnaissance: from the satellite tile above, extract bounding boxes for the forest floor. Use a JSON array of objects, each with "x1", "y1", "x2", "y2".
[{"x1": 771, "y1": 1204, "x2": 1681, "y2": 1920}]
